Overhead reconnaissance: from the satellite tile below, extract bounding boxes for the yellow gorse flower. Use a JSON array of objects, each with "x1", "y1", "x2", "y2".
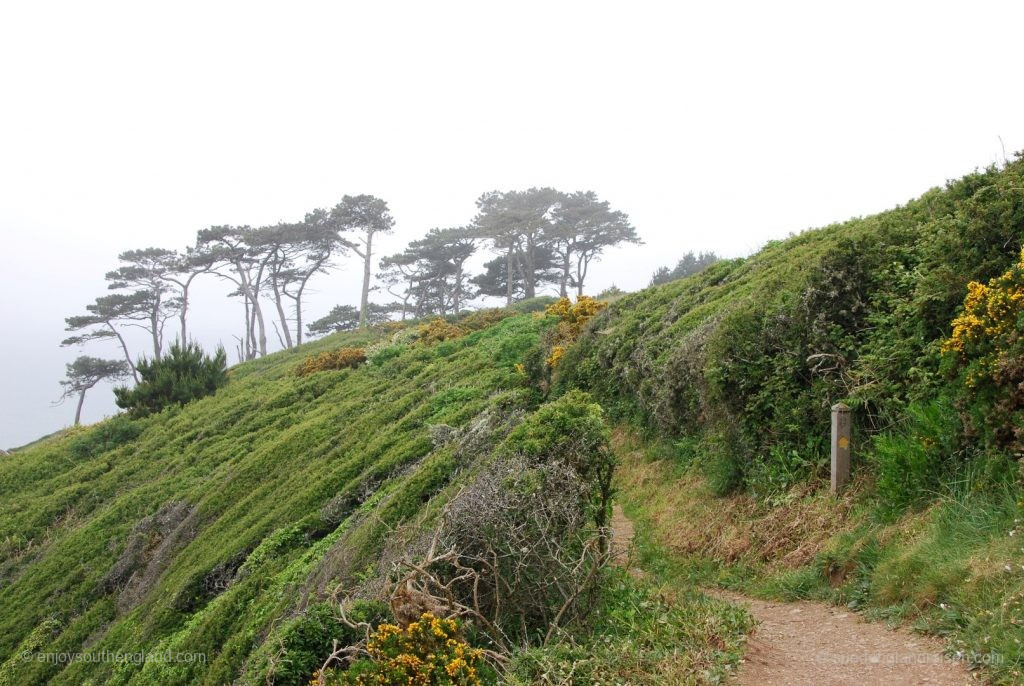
[
  {"x1": 543, "y1": 296, "x2": 608, "y2": 369},
  {"x1": 943, "y1": 249, "x2": 1024, "y2": 387},
  {"x1": 324, "y1": 611, "x2": 484, "y2": 685}
]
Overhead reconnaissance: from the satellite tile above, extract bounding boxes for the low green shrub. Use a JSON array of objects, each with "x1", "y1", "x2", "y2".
[
  {"x1": 458, "y1": 308, "x2": 514, "y2": 332},
  {"x1": 508, "y1": 296, "x2": 558, "y2": 313},
  {"x1": 746, "y1": 441, "x2": 827, "y2": 501},
  {"x1": 871, "y1": 398, "x2": 962, "y2": 513},
  {"x1": 366, "y1": 344, "x2": 402, "y2": 366},
  {"x1": 67, "y1": 414, "x2": 144, "y2": 458},
  {"x1": 264, "y1": 600, "x2": 387, "y2": 686},
  {"x1": 701, "y1": 426, "x2": 746, "y2": 497},
  {"x1": 501, "y1": 390, "x2": 614, "y2": 528},
  {"x1": 505, "y1": 567, "x2": 752, "y2": 685}
]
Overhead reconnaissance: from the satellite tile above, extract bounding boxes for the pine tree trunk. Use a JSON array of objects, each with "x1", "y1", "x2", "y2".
[
  {"x1": 243, "y1": 297, "x2": 253, "y2": 359},
  {"x1": 253, "y1": 301, "x2": 267, "y2": 356},
  {"x1": 576, "y1": 254, "x2": 589, "y2": 297},
  {"x1": 108, "y1": 323, "x2": 139, "y2": 383},
  {"x1": 505, "y1": 249, "x2": 513, "y2": 306},
  {"x1": 454, "y1": 263, "x2": 463, "y2": 314},
  {"x1": 151, "y1": 307, "x2": 161, "y2": 360},
  {"x1": 359, "y1": 231, "x2": 374, "y2": 329},
  {"x1": 560, "y1": 250, "x2": 571, "y2": 298},
  {"x1": 74, "y1": 390, "x2": 86, "y2": 425},
  {"x1": 179, "y1": 295, "x2": 188, "y2": 345},
  {"x1": 272, "y1": 286, "x2": 293, "y2": 349}
]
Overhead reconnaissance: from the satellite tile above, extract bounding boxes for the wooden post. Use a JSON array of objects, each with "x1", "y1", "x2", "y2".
[{"x1": 831, "y1": 402, "x2": 851, "y2": 494}]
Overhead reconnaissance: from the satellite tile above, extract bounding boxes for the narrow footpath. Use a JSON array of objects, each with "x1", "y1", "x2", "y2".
[{"x1": 610, "y1": 505, "x2": 976, "y2": 686}]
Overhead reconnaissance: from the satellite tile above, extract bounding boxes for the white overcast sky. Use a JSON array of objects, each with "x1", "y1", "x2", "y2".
[{"x1": 1, "y1": 0, "x2": 1023, "y2": 448}]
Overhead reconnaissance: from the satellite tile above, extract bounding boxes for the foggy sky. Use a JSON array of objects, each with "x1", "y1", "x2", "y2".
[{"x1": 2, "y1": 1, "x2": 1023, "y2": 448}]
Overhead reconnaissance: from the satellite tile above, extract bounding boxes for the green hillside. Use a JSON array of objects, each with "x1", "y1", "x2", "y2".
[
  {"x1": 0, "y1": 310, "x2": 749, "y2": 685},
  {"x1": 560, "y1": 156, "x2": 1024, "y2": 488},
  {"x1": 0, "y1": 315, "x2": 537, "y2": 684},
  {"x1": 3, "y1": 156, "x2": 1023, "y2": 684}
]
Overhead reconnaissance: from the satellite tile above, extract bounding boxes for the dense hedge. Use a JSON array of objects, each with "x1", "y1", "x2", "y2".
[{"x1": 558, "y1": 157, "x2": 1024, "y2": 496}]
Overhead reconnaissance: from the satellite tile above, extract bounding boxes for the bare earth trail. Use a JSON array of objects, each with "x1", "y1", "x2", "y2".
[{"x1": 610, "y1": 505, "x2": 975, "y2": 686}]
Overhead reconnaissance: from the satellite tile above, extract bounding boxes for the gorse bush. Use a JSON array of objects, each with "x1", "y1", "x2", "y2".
[
  {"x1": 296, "y1": 348, "x2": 368, "y2": 376},
  {"x1": 419, "y1": 319, "x2": 466, "y2": 344},
  {"x1": 517, "y1": 296, "x2": 608, "y2": 395},
  {"x1": 543, "y1": 295, "x2": 607, "y2": 372},
  {"x1": 943, "y1": 250, "x2": 1024, "y2": 452},
  {"x1": 457, "y1": 308, "x2": 513, "y2": 332},
  {"x1": 113, "y1": 341, "x2": 228, "y2": 418},
  {"x1": 544, "y1": 296, "x2": 608, "y2": 341},
  {"x1": 317, "y1": 613, "x2": 490, "y2": 686}
]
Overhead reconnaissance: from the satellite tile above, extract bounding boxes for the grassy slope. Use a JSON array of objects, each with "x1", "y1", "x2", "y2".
[{"x1": 0, "y1": 317, "x2": 539, "y2": 685}]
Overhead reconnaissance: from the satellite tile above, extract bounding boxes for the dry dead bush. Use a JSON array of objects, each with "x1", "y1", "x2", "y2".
[{"x1": 386, "y1": 457, "x2": 608, "y2": 652}]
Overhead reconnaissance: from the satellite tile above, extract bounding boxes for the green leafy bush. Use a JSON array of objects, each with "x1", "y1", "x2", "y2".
[
  {"x1": 501, "y1": 390, "x2": 614, "y2": 527},
  {"x1": 366, "y1": 344, "x2": 402, "y2": 366},
  {"x1": 871, "y1": 398, "x2": 963, "y2": 512},
  {"x1": 701, "y1": 426, "x2": 746, "y2": 497},
  {"x1": 746, "y1": 443, "x2": 826, "y2": 501},
  {"x1": 263, "y1": 600, "x2": 387, "y2": 686},
  {"x1": 114, "y1": 342, "x2": 228, "y2": 418},
  {"x1": 508, "y1": 296, "x2": 558, "y2": 313},
  {"x1": 67, "y1": 414, "x2": 144, "y2": 458}
]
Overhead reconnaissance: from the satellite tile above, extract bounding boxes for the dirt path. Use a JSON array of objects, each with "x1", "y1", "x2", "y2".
[
  {"x1": 609, "y1": 503, "x2": 637, "y2": 568},
  {"x1": 609, "y1": 505, "x2": 975, "y2": 686}
]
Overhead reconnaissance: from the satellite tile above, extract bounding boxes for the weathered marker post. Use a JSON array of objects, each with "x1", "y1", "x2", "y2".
[{"x1": 831, "y1": 402, "x2": 851, "y2": 494}]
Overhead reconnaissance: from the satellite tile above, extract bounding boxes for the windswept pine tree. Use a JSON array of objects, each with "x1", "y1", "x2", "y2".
[
  {"x1": 58, "y1": 356, "x2": 130, "y2": 424},
  {"x1": 379, "y1": 227, "x2": 476, "y2": 318},
  {"x1": 472, "y1": 188, "x2": 638, "y2": 302},
  {"x1": 328, "y1": 195, "x2": 395, "y2": 329}
]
